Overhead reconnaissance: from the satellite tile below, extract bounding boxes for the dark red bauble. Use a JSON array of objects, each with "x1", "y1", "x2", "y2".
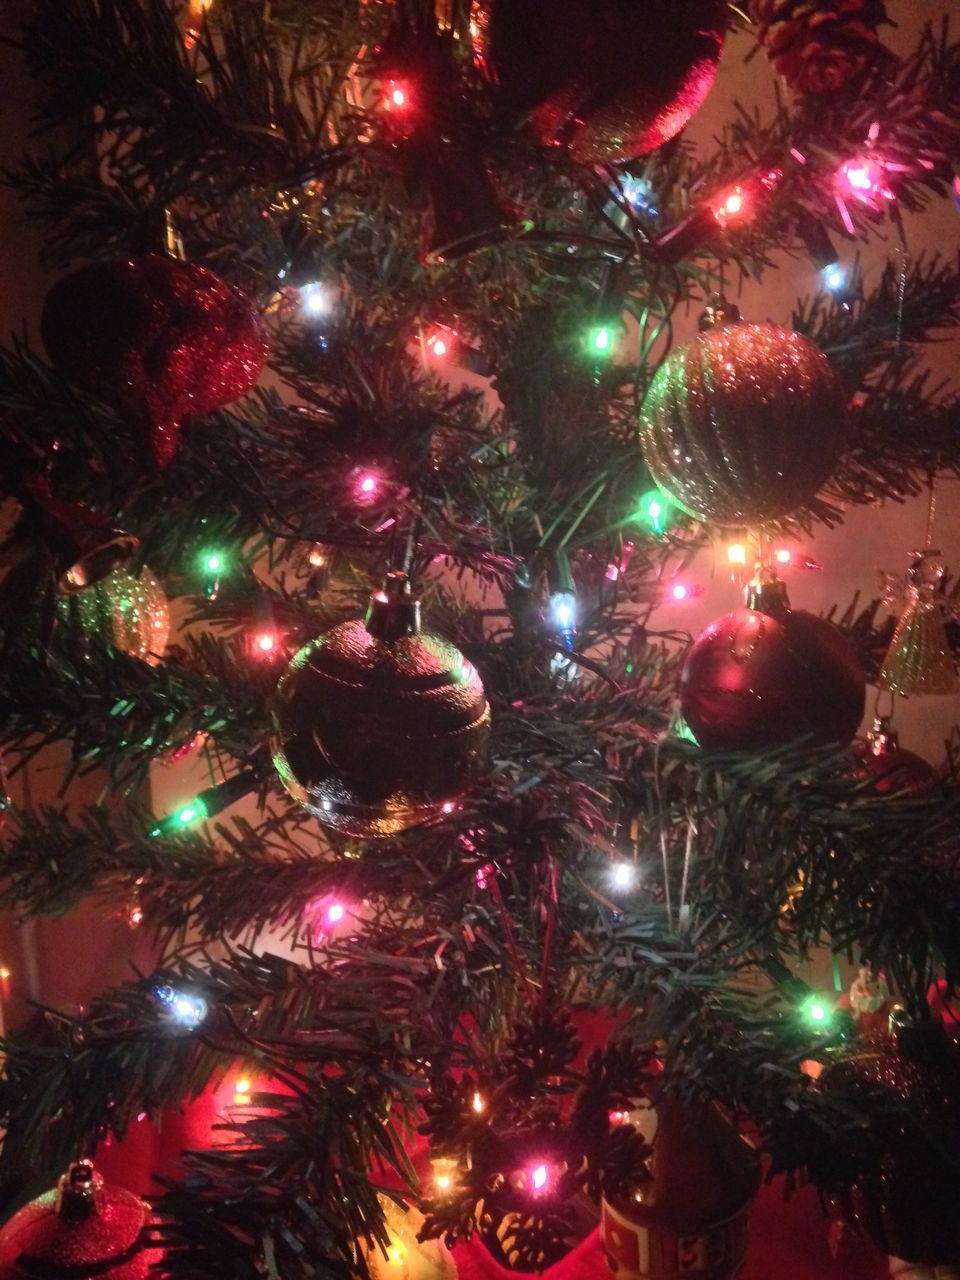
[
  {"x1": 41, "y1": 254, "x2": 267, "y2": 467},
  {"x1": 852, "y1": 718, "x2": 935, "y2": 796},
  {"x1": 681, "y1": 606, "x2": 866, "y2": 752},
  {"x1": 487, "y1": 0, "x2": 727, "y2": 164},
  {"x1": 820, "y1": 1021, "x2": 960, "y2": 1266},
  {"x1": 272, "y1": 574, "x2": 490, "y2": 839},
  {"x1": 0, "y1": 1161, "x2": 160, "y2": 1280}
]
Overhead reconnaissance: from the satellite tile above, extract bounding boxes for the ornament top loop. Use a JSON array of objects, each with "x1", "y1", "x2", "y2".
[
  {"x1": 698, "y1": 295, "x2": 742, "y2": 332},
  {"x1": 56, "y1": 1161, "x2": 104, "y2": 1222},
  {"x1": 365, "y1": 572, "x2": 422, "y2": 641},
  {"x1": 744, "y1": 570, "x2": 790, "y2": 618}
]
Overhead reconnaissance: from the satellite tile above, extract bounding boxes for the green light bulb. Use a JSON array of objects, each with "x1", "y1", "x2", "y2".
[
  {"x1": 805, "y1": 998, "x2": 830, "y2": 1026},
  {"x1": 637, "y1": 489, "x2": 671, "y2": 535},
  {"x1": 591, "y1": 326, "x2": 612, "y2": 354},
  {"x1": 204, "y1": 553, "x2": 222, "y2": 574},
  {"x1": 175, "y1": 797, "x2": 208, "y2": 827}
]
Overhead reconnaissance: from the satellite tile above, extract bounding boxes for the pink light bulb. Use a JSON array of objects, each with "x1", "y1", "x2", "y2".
[
  {"x1": 531, "y1": 1164, "x2": 549, "y2": 1191},
  {"x1": 356, "y1": 472, "x2": 379, "y2": 500},
  {"x1": 326, "y1": 902, "x2": 345, "y2": 925},
  {"x1": 774, "y1": 548, "x2": 792, "y2": 565},
  {"x1": 670, "y1": 583, "x2": 689, "y2": 601}
]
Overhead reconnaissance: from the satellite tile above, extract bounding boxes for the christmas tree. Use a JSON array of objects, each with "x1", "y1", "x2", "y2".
[{"x1": 2, "y1": 2, "x2": 960, "y2": 1278}]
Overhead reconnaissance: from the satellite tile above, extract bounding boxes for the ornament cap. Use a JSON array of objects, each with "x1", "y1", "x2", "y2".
[
  {"x1": 867, "y1": 715, "x2": 899, "y2": 756},
  {"x1": 56, "y1": 1161, "x2": 104, "y2": 1222},
  {"x1": 365, "y1": 573, "x2": 422, "y2": 642},
  {"x1": 698, "y1": 296, "x2": 743, "y2": 332},
  {"x1": 744, "y1": 571, "x2": 790, "y2": 618}
]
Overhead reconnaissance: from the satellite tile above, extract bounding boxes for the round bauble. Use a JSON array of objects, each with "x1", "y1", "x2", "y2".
[
  {"x1": 600, "y1": 1098, "x2": 759, "y2": 1280},
  {"x1": 272, "y1": 574, "x2": 490, "y2": 839},
  {"x1": 487, "y1": 0, "x2": 726, "y2": 165},
  {"x1": 638, "y1": 321, "x2": 846, "y2": 527},
  {"x1": 819, "y1": 1019, "x2": 960, "y2": 1266},
  {"x1": 41, "y1": 254, "x2": 267, "y2": 468},
  {"x1": 57, "y1": 566, "x2": 169, "y2": 666},
  {"x1": 852, "y1": 717, "x2": 935, "y2": 796},
  {"x1": 0, "y1": 1161, "x2": 160, "y2": 1280},
  {"x1": 681, "y1": 582, "x2": 865, "y2": 752}
]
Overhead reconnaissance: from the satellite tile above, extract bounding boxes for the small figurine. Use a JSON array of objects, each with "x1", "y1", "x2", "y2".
[{"x1": 847, "y1": 964, "x2": 890, "y2": 1038}]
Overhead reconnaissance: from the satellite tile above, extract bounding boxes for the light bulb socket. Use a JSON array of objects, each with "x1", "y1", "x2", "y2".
[
  {"x1": 365, "y1": 572, "x2": 421, "y2": 641},
  {"x1": 744, "y1": 571, "x2": 790, "y2": 618},
  {"x1": 57, "y1": 1161, "x2": 104, "y2": 1222},
  {"x1": 698, "y1": 296, "x2": 743, "y2": 332}
]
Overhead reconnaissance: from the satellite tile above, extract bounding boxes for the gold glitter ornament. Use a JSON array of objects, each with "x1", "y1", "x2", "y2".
[
  {"x1": 57, "y1": 566, "x2": 169, "y2": 666},
  {"x1": 638, "y1": 318, "x2": 847, "y2": 527},
  {"x1": 878, "y1": 551, "x2": 960, "y2": 696}
]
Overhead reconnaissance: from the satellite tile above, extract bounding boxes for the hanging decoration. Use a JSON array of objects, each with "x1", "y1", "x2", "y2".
[
  {"x1": 852, "y1": 716, "x2": 935, "y2": 795},
  {"x1": 638, "y1": 308, "x2": 847, "y2": 527},
  {"x1": 0, "y1": 1160, "x2": 161, "y2": 1280},
  {"x1": 750, "y1": 0, "x2": 890, "y2": 96},
  {"x1": 680, "y1": 570, "x2": 865, "y2": 752},
  {"x1": 878, "y1": 550, "x2": 960, "y2": 697},
  {"x1": 600, "y1": 1096, "x2": 759, "y2": 1280},
  {"x1": 41, "y1": 254, "x2": 267, "y2": 468},
  {"x1": 487, "y1": 0, "x2": 727, "y2": 165},
  {"x1": 57, "y1": 565, "x2": 169, "y2": 665},
  {"x1": 819, "y1": 1011, "x2": 960, "y2": 1269},
  {"x1": 272, "y1": 573, "x2": 490, "y2": 839}
]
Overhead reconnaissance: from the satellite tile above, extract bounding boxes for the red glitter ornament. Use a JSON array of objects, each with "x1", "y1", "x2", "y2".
[
  {"x1": 680, "y1": 573, "x2": 865, "y2": 752},
  {"x1": 0, "y1": 1161, "x2": 160, "y2": 1280},
  {"x1": 488, "y1": 0, "x2": 727, "y2": 165},
  {"x1": 41, "y1": 254, "x2": 267, "y2": 468}
]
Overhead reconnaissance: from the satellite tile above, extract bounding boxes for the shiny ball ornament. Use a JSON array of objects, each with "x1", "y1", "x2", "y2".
[
  {"x1": 0, "y1": 1161, "x2": 160, "y2": 1280},
  {"x1": 487, "y1": 0, "x2": 727, "y2": 165},
  {"x1": 600, "y1": 1098, "x2": 759, "y2": 1280},
  {"x1": 41, "y1": 254, "x2": 267, "y2": 468},
  {"x1": 852, "y1": 716, "x2": 935, "y2": 796},
  {"x1": 57, "y1": 566, "x2": 169, "y2": 666},
  {"x1": 638, "y1": 320, "x2": 847, "y2": 527},
  {"x1": 681, "y1": 576, "x2": 865, "y2": 752},
  {"x1": 820, "y1": 1016, "x2": 960, "y2": 1267},
  {"x1": 272, "y1": 574, "x2": 490, "y2": 839}
]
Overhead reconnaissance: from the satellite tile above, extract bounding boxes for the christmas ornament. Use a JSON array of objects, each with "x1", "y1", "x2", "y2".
[
  {"x1": 638, "y1": 313, "x2": 847, "y2": 527},
  {"x1": 680, "y1": 572, "x2": 865, "y2": 752},
  {"x1": 853, "y1": 716, "x2": 935, "y2": 795},
  {"x1": 57, "y1": 566, "x2": 169, "y2": 666},
  {"x1": 23, "y1": 477, "x2": 138, "y2": 592},
  {"x1": 272, "y1": 573, "x2": 490, "y2": 839},
  {"x1": 878, "y1": 551, "x2": 960, "y2": 696},
  {"x1": 41, "y1": 254, "x2": 267, "y2": 467},
  {"x1": 751, "y1": 0, "x2": 890, "y2": 95},
  {"x1": 362, "y1": 1198, "x2": 457, "y2": 1280},
  {"x1": 488, "y1": 0, "x2": 727, "y2": 165},
  {"x1": 819, "y1": 1012, "x2": 960, "y2": 1268},
  {"x1": 0, "y1": 1160, "x2": 159, "y2": 1280},
  {"x1": 600, "y1": 1097, "x2": 759, "y2": 1280},
  {"x1": 843, "y1": 964, "x2": 891, "y2": 1039}
]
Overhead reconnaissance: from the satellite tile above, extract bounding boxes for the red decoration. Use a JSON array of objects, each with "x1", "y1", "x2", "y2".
[
  {"x1": 0, "y1": 1161, "x2": 160, "y2": 1280},
  {"x1": 681, "y1": 575, "x2": 865, "y2": 753},
  {"x1": 488, "y1": 0, "x2": 727, "y2": 165},
  {"x1": 600, "y1": 1098, "x2": 759, "y2": 1280},
  {"x1": 638, "y1": 316, "x2": 847, "y2": 528},
  {"x1": 41, "y1": 254, "x2": 267, "y2": 468},
  {"x1": 852, "y1": 717, "x2": 935, "y2": 796},
  {"x1": 272, "y1": 573, "x2": 490, "y2": 839},
  {"x1": 820, "y1": 1018, "x2": 960, "y2": 1268}
]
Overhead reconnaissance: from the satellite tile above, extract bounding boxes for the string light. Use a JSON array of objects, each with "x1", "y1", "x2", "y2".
[
  {"x1": 530, "y1": 1163, "x2": 550, "y2": 1192},
  {"x1": 234, "y1": 1076, "x2": 252, "y2": 1102},
  {"x1": 252, "y1": 630, "x2": 280, "y2": 656},
  {"x1": 670, "y1": 583, "x2": 690, "y2": 601},
  {"x1": 154, "y1": 985, "x2": 208, "y2": 1029},
  {"x1": 612, "y1": 863, "x2": 636, "y2": 890},
  {"x1": 726, "y1": 542, "x2": 748, "y2": 566},
  {"x1": 588, "y1": 325, "x2": 613, "y2": 355},
  {"x1": 713, "y1": 185, "x2": 749, "y2": 225},
  {"x1": 307, "y1": 546, "x2": 327, "y2": 568},
  {"x1": 803, "y1": 996, "x2": 831, "y2": 1029},
  {"x1": 326, "y1": 901, "x2": 345, "y2": 925},
  {"x1": 355, "y1": 471, "x2": 380, "y2": 501},
  {"x1": 0, "y1": 965, "x2": 11, "y2": 981},
  {"x1": 549, "y1": 591, "x2": 576, "y2": 651},
  {"x1": 636, "y1": 489, "x2": 671, "y2": 535},
  {"x1": 128, "y1": 905, "x2": 144, "y2": 928},
  {"x1": 300, "y1": 282, "x2": 331, "y2": 317},
  {"x1": 774, "y1": 548, "x2": 793, "y2": 565},
  {"x1": 822, "y1": 262, "x2": 847, "y2": 293},
  {"x1": 471, "y1": 1091, "x2": 485, "y2": 1114}
]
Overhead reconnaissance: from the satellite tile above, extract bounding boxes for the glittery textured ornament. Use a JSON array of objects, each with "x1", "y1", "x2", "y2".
[
  {"x1": 638, "y1": 319, "x2": 847, "y2": 527},
  {"x1": 852, "y1": 716, "x2": 935, "y2": 795},
  {"x1": 751, "y1": 0, "x2": 889, "y2": 95},
  {"x1": 272, "y1": 574, "x2": 490, "y2": 839},
  {"x1": 361, "y1": 1197, "x2": 457, "y2": 1280},
  {"x1": 820, "y1": 1017, "x2": 960, "y2": 1266},
  {"x1": 879, "y1": 552, "x2": 959, "y2": 696},
  {"x1": 600, "y1": 1098, "x2": 759, "y2": 1280},
  {"x1": 57, "y1": 566, "x2": 169, "y2": 665},
  {"x1": 41, "y1": 254, "x2": 267, "y2": 468},
  {"x1": 681, "y1": 573, "x2": 865, "y2": 752},
  {"x1": 0, "y1": 1161, "x2": 160, "y2": 1280},
  {"x1": 487, "y1": 0, "x2": 726, "y2": 165}
]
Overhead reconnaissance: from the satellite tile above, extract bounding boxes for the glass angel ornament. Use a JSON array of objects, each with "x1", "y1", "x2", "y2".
[{"x1": 878, "y1": 550, "x2": 959, "y2": 696}]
